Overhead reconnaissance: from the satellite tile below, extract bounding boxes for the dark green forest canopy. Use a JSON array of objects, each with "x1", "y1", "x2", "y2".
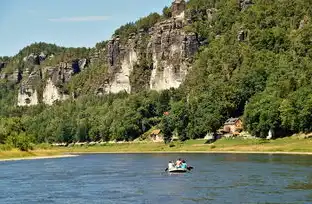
[{"x1": 1, "y1": 0, "x2": 312, "y2": 148}]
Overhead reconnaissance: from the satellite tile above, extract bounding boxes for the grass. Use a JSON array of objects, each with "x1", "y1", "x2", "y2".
[
  {"x1": 47, "y1": 137, "x2": 312, "y2": 153},
  {"x1": 0, "y1": 149, "x2": 65, "y2": 160},
  {"x1": 1, "y1": 136, "x2": 312, "y2": 160}
]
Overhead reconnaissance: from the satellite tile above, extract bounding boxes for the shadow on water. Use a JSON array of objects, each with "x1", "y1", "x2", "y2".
[
  {"x1": 287, "y1": 174, "x2": 312, "y2": 190},
  {"x1": 287, "y1": 182, "x2": 312, "y2": 190},
  {"x1": 287, "y1": 175, "x2": 312, "y2": 190}
]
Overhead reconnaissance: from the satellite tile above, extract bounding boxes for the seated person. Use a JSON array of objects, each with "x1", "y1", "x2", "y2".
[
  {"x1": 181, "y1": 160, "x2": 187, "y2": 169},
  {"x1": 176, "y1": 158, "x2": 182, "y2": 168},
  {"x1": 168, "y1": 161, "x2": 174, "y2": 169}
]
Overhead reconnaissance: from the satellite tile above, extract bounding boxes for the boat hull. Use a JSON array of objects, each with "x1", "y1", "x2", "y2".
[{"x1": 168, "y1": 168, "x2": 188, "y2": 173}]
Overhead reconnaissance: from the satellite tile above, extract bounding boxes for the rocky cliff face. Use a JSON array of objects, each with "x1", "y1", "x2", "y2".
[
  {"x1": 103, "y1": 0, "x2": 201, "y2": 93},
  {"x1": 10, "y1": 0, "x2": 203, "y2": 106},
  {"x1": 17, "y1": 66, "x2": 41, "y2": 106},
  {"x1": 16, "y1": 52, "x2": 88, "y2": 106},
  {"x1": 42, "y1": 78, "x2": 69, "y2": 105},
  {"x1": 148, "y1": 17, "x2": 199, "y2": 91}
]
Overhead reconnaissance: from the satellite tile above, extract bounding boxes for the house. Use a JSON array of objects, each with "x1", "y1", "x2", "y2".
[
  {"x1": 150, "y1": 129, "x2": 164, "y2": 142},
  {"x1": 222, "y1": 118, "x2": 243, "y2": 135},
  {"x1": 171, "y1": 135, "x2": 179, "y2": 141}
]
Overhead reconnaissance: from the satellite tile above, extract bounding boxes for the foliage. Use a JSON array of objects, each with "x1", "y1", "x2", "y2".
[
  {"x1": 162, "y1": 6, "x2": 172, "y2": 19},
  {"x1": 0, "y1": 56, "x2": 10, "y2": 62},
  {"x1": 183, "y1": 0, "x2": 312, "y2": 138},
  {"x1": 129, "y1": 56, "x2": 153, "y2": 93},
  {"x1": 0, "y1": 117, "x2": 33, "y2": 151},
  {"x1": 114, "y1": 12, "x2": 161, "y2": 42},
  {"x1": 67, "y1": 62, "x2": 108, "y2": 96},
  {"x1": 42, "y1": 47, "x2": 91, "y2": 66},
  {"x1": 95, "y1": 41, "x2": 109, "y2": 50}
]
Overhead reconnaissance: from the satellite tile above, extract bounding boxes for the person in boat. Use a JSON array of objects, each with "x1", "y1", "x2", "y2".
[
  {"x1": 175, "y1": 158, "x2": 182, "y2": 168},
  {"x1": 181, "y1": 160, "x2": 187, "y2": 169},
  {"x1": 168, "y1": 161, "x2": 174, "y2": 169}
]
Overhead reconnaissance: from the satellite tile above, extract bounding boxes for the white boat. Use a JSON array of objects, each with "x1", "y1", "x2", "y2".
[
  {"x1": 168, "y1": 167, "x2": 189, "y2": 173},
  {"x1": 165, "y1": 164, "x2": 193, "y2": 173},
  {"x1": 165, "y1": 159, "x2": 193, "y2": 173}
]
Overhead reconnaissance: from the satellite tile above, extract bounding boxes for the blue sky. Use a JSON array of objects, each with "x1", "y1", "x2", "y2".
[{"x1": 0, "y1": 0, "x2": 172, "y2": 56}]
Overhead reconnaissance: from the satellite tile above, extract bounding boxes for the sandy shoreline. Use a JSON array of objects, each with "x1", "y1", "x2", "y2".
[{"x1": 0, "y1": 154, "x2": 79, "y2": 162}]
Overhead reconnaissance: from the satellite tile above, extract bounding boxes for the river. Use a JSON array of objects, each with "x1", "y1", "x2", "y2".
[{"x1": 1, "y1": 153, "x2": 312, "y2": 203}]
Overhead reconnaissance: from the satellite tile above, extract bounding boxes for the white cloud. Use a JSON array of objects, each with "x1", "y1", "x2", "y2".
[{"x1": 48, "y1": 16, "x2": 110, "y2": 22}]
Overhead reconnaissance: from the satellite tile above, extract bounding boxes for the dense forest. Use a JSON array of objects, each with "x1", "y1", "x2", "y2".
[{"x1": 1, "y1": 0, "x2": 312, "y2": 150}]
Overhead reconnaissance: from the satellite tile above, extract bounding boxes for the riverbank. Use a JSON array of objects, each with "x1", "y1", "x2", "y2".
[
  {"x1": 1, "y1": 136, "x2": 312, "y2": 160},
  {"x1": 0, "y1": 149, "x2": 78, "y2": 161},
  {"x1": 0, "y1": 154, "x2": 78, "y2": 162},
  {"x1": 62, "y1": 136, "x2": 312, "y2": 153}
]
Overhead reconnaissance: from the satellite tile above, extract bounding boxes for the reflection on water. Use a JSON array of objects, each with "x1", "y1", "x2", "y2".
[
  {"x1": 288, "y1": 182, "x2": 312, "y2": 190},
  {"x1": 288, "y1": 174, "x2": 312, "y2": 190},
  {"x1": 0, "y1": 153, "x2": 312, "y2": 204}
]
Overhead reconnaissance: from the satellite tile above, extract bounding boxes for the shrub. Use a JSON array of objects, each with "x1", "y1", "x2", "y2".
[
  {"x1": 15, "y1": 133, "x2": 34, "y2": 152},
  {"x1": 4, "y1": 132, "x2": 34, "y2": 151},
  {"x1": 0, "y1": 144, "x2": 13, "y2": 151}
]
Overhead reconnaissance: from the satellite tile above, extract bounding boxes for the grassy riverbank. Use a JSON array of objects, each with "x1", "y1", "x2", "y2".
[
  {"x1": 63, "y1": 136, "x2": 312, "y2": 153},
  {"x1": 0, "y1": 149, "x2": 67, "y2": 160},
  {"x1": 1, "y1": 136, "x2": 312, "y2": 160}
]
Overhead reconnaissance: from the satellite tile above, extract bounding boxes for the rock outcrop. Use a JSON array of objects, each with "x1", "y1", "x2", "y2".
[
  {"x1": 238, "y1": 0, "x2": 253, "y2": 11},
  {"x1": 172, "y1": 0, "x2": 186, "y2": 17},
  {"x1": 42, "y1": 78, "x2": 69, "y2": 105},
  {"x1": 237, "y1": 29, "x2": 248, "y2": 42},
  {"x1": 104, "y1": 36, "x2": 138, "y2": 93},
  {"x1": 40, "y1": 59, "x2": 88, "y2": 105},
  {"x1": 17, "y1": 55, "x2": 88, "y2": 106},
  {"x1": 17, "y1": 68, "x2": 41, "y2": 106},
  {"x1": 8, "y1": 70, "x2": 22, "y2": 83},
  {"x1": 148, "y1": 19, "x2": 199, "y2": 91},
  {"x1": 103, "y1": 0, "x2": 201, "y2": 93},
  {"x1": 17, "y1": 86, "x2": 39, "y2": 106},
  {"x1": 299, "y1": 16, "x2": 309, "y2": 29}
]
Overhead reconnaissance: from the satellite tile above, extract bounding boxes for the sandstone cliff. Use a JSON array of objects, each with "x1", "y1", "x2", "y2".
[
  {"x1": 1, "y1": 0, "x2": 204, "y2": 106},
  {"x1": 15, "y1": 53, "x2": 88, "y2": 106},
  {"x1": 103, "y1": 0, "x2": 201, "y2": 94}
]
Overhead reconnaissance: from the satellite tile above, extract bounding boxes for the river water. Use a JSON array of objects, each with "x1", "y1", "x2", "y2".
[{"x1": 1, "y1": 153, "x2": 312, "y2": 204}]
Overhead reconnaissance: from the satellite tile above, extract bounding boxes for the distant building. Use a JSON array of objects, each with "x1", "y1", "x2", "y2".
[
  {"x1": 150, "y1": 129, "x2": 164, "y2": 142},
  {"x1": 222, "y1": 118, "x2": 243, "y2": 135}
]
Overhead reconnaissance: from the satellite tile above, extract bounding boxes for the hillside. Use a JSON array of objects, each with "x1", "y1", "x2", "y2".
[{"x1": 1, "y1": 0, "x2": 312, "y2": 149}]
